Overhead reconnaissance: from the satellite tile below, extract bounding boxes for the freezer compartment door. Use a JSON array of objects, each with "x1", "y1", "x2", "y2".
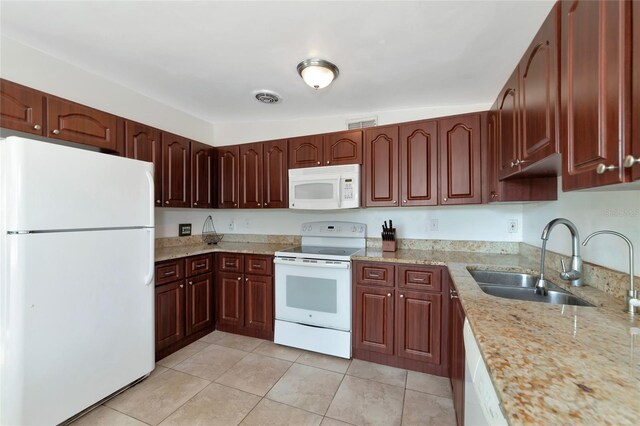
[
  {"x1": 0, "y1": 229, "x2": 155, "y2": 425},
  {"x1": 1, "y1": 137, "x2": 154, "y2": 231}
]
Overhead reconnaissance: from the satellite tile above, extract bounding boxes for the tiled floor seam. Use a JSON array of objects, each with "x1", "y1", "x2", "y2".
[
  {"x1": 103, "y1": 403, "x2": 153, "y2": 425},
  {"x1": 406, "y1": 386, "x2": 454, "y2": 400},
  {"x1": 152, "y1": 378, "x2": 214, "y2": 426},
  {"x1": 322, "y1": 416, "x2": 358, "y2": 426},
  {"x1": 322, "y1": 371, "x2": 349, "y2": 423},
  {"x1": 166, "y1": 346, "x2": 251, "y2": 382},
  {"x1": 400, "y1": 387, "x2": 408, "y2": 426},
  {"x1": 294, "y1": 359, "x2": 353, "y2": 375}
]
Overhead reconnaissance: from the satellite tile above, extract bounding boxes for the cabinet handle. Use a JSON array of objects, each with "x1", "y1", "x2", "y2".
[
  {"x1": 623, "y1": 155, "x2": 640, "y2": 168},
  {"x1": 165, "y1": 201, "x2": 169, "y2": 205},
  {"x1": 52, "y1": 129, "x2": 60, "y2": 135},
  {"x1": 163, "y1": 271, "x2": 176, "y2": 276},
  {"x1": 237, "y1": 276, "x2": 242, "y2": 281},
  {"x1": 400, "y1": 294, "x2": 404, "y2": 298},
  {"x1": 194, "y1": 263, "x2": 206, "y2": 268},
  {"x1": 368, "y1": 273, "x2": 381, "y2": 278},
  {"x1": 194, "y1": 202, "x2": 198, "y2": 206},
  {"x1": 225, "y1": 262, "x2": 235, "y2": 267},
  {"x1": 387, "y1": 293, "x2": 392, "y2": 297},
  {"x1": 510, "y1": 160, "x2": 517, "y2": 168},
  {"x1": 450, "y1": 288, "x2": 459, "y2": 299},
  {"x1": 317, "y1": 161, "x2": 321, "y2": 165},
  {"x1": 490, "y1": 192, "x2": 498, "y2": 199},
  {"x1": 413, "y1": 277, "x2": 425, "y2": 282},
  {"x1": 392, "y1": 200, "x2": 397, "y2": 204},
  {"x1": 33, "y1": 124, "x2": 41, "y2": 130},
  {"x1": 596, "y1": 163, "x2": 617, "y2": 174}
]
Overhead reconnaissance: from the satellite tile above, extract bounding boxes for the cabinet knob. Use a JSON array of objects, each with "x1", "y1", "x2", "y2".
[
  {"x1": 245, "y1": 277, "x2": 248, "y2": 281},
  {"x1": 179, "y1": 284, "x2": 184, "y2": 288},
  {"x1": 623, "y1": 155, "x2": 640, "y2": 168},
  {"x1": 188, "y1": 281, "x2": 193, "y2": 285},
  {"x1": 400, "y1": 294, "x2": 404, "y2": 298},
  {"x1": 490, "y1": 192, "x2": 498, "y2": 199},
  {"x1": 326, "y1": 161, "x2": 330, "y2": 164},
  {"x1": 52, "y1": 129, "x2": 60, "y2": 135},
  {"x1": 387, "y1": 292, "x2": 392, "y2": 297},
  {"x1": 194, "y1": 202, "x2": 198, "y2": 206},
  {"x1": 403, "y1": 200, "x2": 407, "y2": 203},
  {"x1": 156, "y1": 200, "x2": 161, "y2": 204},
  {"x1": 317, "y1": 161, "x2": 321, "y2": 165},
  {"x1": 443, "y1": 197, "x2": 448, "y2": 202},
  {"x1": 450, "y1": 288, "x2": 459, "y2": 299},
  {"x1": 596, "y1": 163, "x2": 617, "y2": 174},
  {"x1": 165, "y1": 201, "x2": 169, "y2": 205},
  {"x1": 264, "y1": 202, "x2": 268, "y2": 206},
  {"x1": 33, "y1": 124, "x2": 41, "y2": 130},
  {"x1": 257, "y1": 203, "x2": 261, "y2": 206},
  {"x1": 237, "y1": 277, "x2": 242, "y2": 281},
  {"x1": 510, "y1": 160, "x2": 517, "y2": 168},
  {"x1": 233, "y1": 203, "x2": 237, "y2": 207},
  {"x1": 392, "y1": 200, "x2": 397, "y2": 204}
]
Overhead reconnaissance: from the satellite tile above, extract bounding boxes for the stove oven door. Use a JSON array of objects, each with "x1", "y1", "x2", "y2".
[{"x1": 274, "y1": 257, "x2": 351, "y2": 331}]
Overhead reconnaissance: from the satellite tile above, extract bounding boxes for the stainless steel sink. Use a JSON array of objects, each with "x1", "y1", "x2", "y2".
[{"x1": 469, "y1": 270, "x2": 594, "y2": 307}]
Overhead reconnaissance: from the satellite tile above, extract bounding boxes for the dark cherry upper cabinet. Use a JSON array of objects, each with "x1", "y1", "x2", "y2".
[
  {"x1": 289, "y1": 135, "x2": 323, "y2": 168},
  {"x1": 155, "y1": 281, "x2": 185, "y2": 351},
  {"x1": 561, "y1": 0, "x2": 629, "y2": 190},
  {"x1": 0, "y1": 79, "x2": 45, "y2": 136},
  {"x1": 125, "y1": 121, "x2": 162, "y2": 206},
  {"x1": 399, "y1": 121, "x2": 438, "y2": 206},
  {"x1": 263, "y1": 139, "x2": 288, "y2": 208},
  {"x1": 519, "y1": 3, "x2": 560, "y2": 169},
  {"x1": 439, "y1": 114, "x2": 482, "y2": 205},
  {"x1": 217, "y1": 272, "x2": 244, "y2": 327},
  {"x1": 354, "y1": 285, "x2": 394, "y2": 355},
  {"x1": 218, "y1": 145, "x2": 240, "y2": 208},
  {"x1": 631, "y1": 0, "x2": 640, "y2": 181},
  {"x1": 323, "y1": 130, "x2": 363, "y2": 166},
  {"x1": 244, "y1": 274, "x2": 273, "y2": 333},
  {"x1": 450, "y1": 294, "x2": 465, "y2": 426},
  {"x1": 185, "y1": 272, "x2": 214, "y2": 336},
  {"x1": 162, "y1": 133, "x2": 191, "y2": 208},
  {"x1": 240, "y1": 143, "x2": 264, "y2": 208},
  {"x1": 497, "y1": 69, "x2": 520, "y2": 180},
  {"x1": 364, "y1": 126, "x2": 400, "y2": 207},
  {"x1": 396, "y1": 290, "x2": 441, "y2": 364},
  {"x1": 191, "y1": 141, "x2": 216, "y2": 209},
  {"x1": 47, "y1": 96, "x2": 120, "y2": 153}
]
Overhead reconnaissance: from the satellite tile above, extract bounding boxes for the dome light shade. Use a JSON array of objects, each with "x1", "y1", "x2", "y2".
[{"x1": 297, "y1": 59, "x2": 339, "y2": 90}]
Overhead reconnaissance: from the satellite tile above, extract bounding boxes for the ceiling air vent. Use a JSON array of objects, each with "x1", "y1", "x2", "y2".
[
  {"x1": 346, "y1": 117, "x2": 377, "y2": 130},
  {"x1": 254, "y1": 90, "x2": 281, "y2": 104}
]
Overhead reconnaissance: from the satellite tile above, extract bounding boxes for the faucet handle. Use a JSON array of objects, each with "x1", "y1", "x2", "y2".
[{"x1": 560, "y1": 259, "x2": 567, "y2": 273}]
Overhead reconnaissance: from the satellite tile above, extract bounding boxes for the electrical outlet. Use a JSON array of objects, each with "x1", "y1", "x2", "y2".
[
  {"x1": 429, "y1": 219, "x2": 439, "y2": 232},
  {"x1": 228, "y1": 220, "x2": 235, "y2": 231},
  {"x1": 508, "y1": 219, "x2": 518, "y2": 233}
]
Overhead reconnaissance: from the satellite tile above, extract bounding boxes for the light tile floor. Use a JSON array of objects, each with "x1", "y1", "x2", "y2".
[{"x1": 72, "y1": 331, "x2": 456, "y2": 426}]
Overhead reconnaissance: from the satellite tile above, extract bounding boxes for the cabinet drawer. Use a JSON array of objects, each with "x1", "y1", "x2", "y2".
[
  {"x1": 186, "y1": 254, "x2": 213, "y2": 277},
  {"x1": 245, "y1": 255, "x2": 273, "y2": 276},
  {"x1": 155, "y1": 259, "x2": 185, "y2": 285},
  {"x1": 355, "y1": 262, "x2": 395, "y2": 287},
  {"x1": 397, "y1": 266, "x2": 442, "y2": 292},
  {"x1": 216, "y1": 253, "x2": 244, "y2": 273}
]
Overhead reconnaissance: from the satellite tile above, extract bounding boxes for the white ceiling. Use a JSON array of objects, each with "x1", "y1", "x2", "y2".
[{"x1": 0, "y1": 1, "x2": 555, "y2": 124}]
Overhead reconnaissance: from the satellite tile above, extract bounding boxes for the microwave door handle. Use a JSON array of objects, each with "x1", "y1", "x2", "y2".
[{"x1": 337, "y1": 177, "x2": 342, "y2": 208}]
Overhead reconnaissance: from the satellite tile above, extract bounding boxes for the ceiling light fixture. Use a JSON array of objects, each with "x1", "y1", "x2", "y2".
[{"x1": 296, "y1": 58, "x2": 339, "y2": 90}]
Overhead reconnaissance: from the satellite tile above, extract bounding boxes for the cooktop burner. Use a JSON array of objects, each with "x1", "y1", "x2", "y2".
[{"x1": 277, "y1": 245, "x2": 363, "y2": 259}]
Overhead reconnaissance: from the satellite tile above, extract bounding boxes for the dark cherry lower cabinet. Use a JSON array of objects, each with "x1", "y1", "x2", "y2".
[
  {"x1": 450, "y1": 292, "x2": 465, "y2": 426},
  {"x1": 155, "y1": 254, "x2": 214, "y2": 361},
  {"x1": 216, "y1": 253, "x2": 274, "y2": 340},
  {"x1": 353, "y1": 261, "x2": 448, "y2": 376}
]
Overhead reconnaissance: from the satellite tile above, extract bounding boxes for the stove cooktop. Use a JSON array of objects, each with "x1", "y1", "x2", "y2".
[{"x1": 275, "y1": 245, "x2": 364, "y2": 260}]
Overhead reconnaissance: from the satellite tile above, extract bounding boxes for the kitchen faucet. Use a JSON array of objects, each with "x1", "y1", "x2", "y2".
[
  {"x1": 536, "y1": 218, "x2": 583, "y2": 296},
  {"x1": 583, "y1": 230, "x2": 637, "y2": 315}
]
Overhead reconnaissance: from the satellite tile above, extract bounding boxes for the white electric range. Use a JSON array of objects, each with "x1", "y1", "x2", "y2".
[{"x1": 274, "y1": 221, "x2": 366, "y2": 358}]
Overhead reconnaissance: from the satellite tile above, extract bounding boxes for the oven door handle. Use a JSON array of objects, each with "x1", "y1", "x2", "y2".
[{"x1": 274, "y1": 257, "x2": 351, "y2": 269}]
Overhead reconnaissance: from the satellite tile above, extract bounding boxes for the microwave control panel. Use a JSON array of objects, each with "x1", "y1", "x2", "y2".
[{"x1": 341, "y1": 178, "x2": 354, "y2": 200}]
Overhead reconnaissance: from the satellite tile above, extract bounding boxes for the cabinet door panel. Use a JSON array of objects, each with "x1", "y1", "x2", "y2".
[
  {"x1": 218, "y1": 146, "x2": 240, "y2": 208},
  {"x1": 155, "y1": 259, "x2": 185, "y2": 286},
  {"x1": 162, "y1": 133, "x2": 191, "y2": 208},
  {"x1": 244, "y1": 274, "x2": 273, "y2": 332},
  {"x1": 497, "y1": 70, "x2": 520, "y2": 180},
  {"x1": 216, "y1": 253, "x2": 244, "y2": 273},
  {"x1": 263, "y1": 139, "x2": 288, "y2": 208},
  {"x1": 400, "y1": 121, "x2": 438, "y2": 206},
  {"x1": 155, "y1": 281, "x2": 185, "y2": 350},
  {"x1": 354, "y1": 285, "x2": 394, "y2": 354},
  {"x1": 186, "y1": 254, "x2": 213, "y2": 277},
  {"x1": 240, "y1": 143, "x2": 263, "y2": 208},
  {"x1": 396, "y1": 290, "x2": 441, "y2": 364},
  {"x1": 289, "y1": 135, "x2": 323, "y2": 168},
  {"x1": 439, "y1": 114, "x2": 482, "y2": 205},
  {"x1": 125, "y1": 121, "x2": 162, "y2": 206},
  {"x1": 364, "y1": 126, "x2": 399, "y2": 207},
  {"x1": 245, "y1": 254, "x2": 273, "y2": 276},
  {"x1": 217, "y1": 272, "x2": 244, "y2": 327},
  {"x1": 191, "y1": 141, "x2": 216, "y2": 208},
  {"x1": 520, "y1": 4, "x2": 559, "y2": 165},
  {"x1": 355, "y1": 262, "x2": 395, "y2": 287},
  {"x1": 561, "y1": 0, "x2": 626, "y2": 189},
  {"x1": 0, "y1": 79, "x2": 45, "y2": 136},
  {"x1": 323, "y1": 130, "x2": 362, "y2": 165},
  {"x1": 47, "y1": 97, "x2": 119, "y2": 152},
  {"x1": 186, "y1": 273, "x2": 214, "y2": 336},
  {"x1": 397, "y1": 266, "x2": 442, "y2": 292}
]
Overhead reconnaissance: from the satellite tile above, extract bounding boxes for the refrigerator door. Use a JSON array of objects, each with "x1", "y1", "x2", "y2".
[
  {"x1": 1, "y1": 137, "x2": 154, "y2": 231},
  {"x1": 0, "y1": 228, "x2": 155, "y2": 425}
]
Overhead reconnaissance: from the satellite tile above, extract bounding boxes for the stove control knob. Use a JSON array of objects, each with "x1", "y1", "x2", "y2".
[
  {"x1": 359, "y1": 226, "x2": 364, "y2": 233},
  {"x1": 352, "y1": 226, "x2": 357, "y2": 232}
]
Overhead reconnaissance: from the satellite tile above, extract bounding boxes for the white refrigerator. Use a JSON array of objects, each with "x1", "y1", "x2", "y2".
[{"x1": 0, "y1": 137, "x2": 155, "y2": 425}]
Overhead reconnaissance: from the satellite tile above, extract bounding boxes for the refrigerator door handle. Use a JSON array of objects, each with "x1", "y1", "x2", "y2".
[
  {"x1": 145, "y1": 171, "x2": 154, "y2": 227},
  {"x1": 144, "y1": 228, "x2": 155, "y2": 286}
]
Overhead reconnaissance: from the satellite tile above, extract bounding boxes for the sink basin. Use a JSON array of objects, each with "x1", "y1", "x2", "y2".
[{"x1": 468, "y1": 270, "x2": 594, "y2": 307}]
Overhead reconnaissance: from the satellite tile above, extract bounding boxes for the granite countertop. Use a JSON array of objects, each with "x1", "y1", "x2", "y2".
[
  {"x1": 159, "y1": 242, "x2": 639, "y2": 424},
  {"x1": 354, "y1": 248, "x2": 639, "y2": 425}
]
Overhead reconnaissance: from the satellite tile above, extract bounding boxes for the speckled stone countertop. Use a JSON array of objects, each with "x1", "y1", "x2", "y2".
[
  {"x1": 155, "y1": 241, "x2": 292, "y2": 262},
  {"x1": 354, "y1": 248, "x2": 639, "y2": 425}
]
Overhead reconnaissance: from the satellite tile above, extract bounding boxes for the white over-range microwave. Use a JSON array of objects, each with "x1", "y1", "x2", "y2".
[{"x1": 288, "y1": 164, "x2": 360, "y2": 210}]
